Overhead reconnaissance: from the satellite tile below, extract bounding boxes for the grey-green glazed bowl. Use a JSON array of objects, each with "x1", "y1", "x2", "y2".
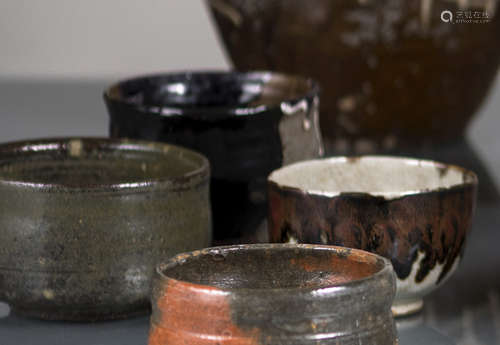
[{"x1": 0, "y1": 137, "x2": 211, "y2": 321}]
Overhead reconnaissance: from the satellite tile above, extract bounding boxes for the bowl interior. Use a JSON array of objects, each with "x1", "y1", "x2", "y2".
[
  {"x1": 106, "y1": 72, "x2": 314, "y2": 111},
  {"x1": 269, "y1": 156, "x2": 476, "y2": 198},
  {"x1": 162, "y1": 245, "x2": 385, "y2": 290},
  {"x1": 0, "y1": 139, "x2": 206, "y2": 187}
]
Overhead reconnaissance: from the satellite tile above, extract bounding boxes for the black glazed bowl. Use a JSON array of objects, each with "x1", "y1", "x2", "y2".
[
  {"x1": 0, "y1": 138, "x2": 211, "y2": 321},
  {"x1": 104, "y1": 71, "x2": 324, "y2": 241}
]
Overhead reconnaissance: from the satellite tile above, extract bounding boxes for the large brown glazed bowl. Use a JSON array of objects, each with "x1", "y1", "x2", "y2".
[
  {"x1": 149, "y1": 244, "x2": 397, "y2": 345},
  {"x1": 0, "y1": 138, "x2": 211, "y2": 321},
  {"x1": 268, "y1": 156, "x2": 478, "y2": 316},
  {"x1": 207, "y1": 0, "x2": 500, "y2": 151}
]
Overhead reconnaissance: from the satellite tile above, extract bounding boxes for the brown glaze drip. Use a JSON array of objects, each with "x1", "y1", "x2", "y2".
[{"x1": 269, "y1": 182, "x2": 477, "y2": 283}]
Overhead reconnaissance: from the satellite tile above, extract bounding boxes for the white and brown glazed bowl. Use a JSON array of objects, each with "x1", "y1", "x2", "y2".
[
  {"x1": 149, "y1": 244, "x2": 397, "y2": 345},
  {"x1": 268, "y1": 156, "x2": 478, "y2": 316}
]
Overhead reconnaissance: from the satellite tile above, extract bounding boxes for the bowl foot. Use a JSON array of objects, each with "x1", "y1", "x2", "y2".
[{"x1": 392, "y1": 299, "x2": 424, "y2": 317}]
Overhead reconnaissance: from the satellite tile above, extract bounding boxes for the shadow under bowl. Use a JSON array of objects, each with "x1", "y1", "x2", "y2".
[
  {"x1": 149, "y1": 243, "x2": 397, "y2": 345},
  {"x1": 0, "y1": 137, "x2": 211, "y2": 321},
  {"x1": 104, "y1": 71, "x2": 323, "y2": 241},
  {"x1": 267, "y1": 156, "x2": 478, "y2": 316}
]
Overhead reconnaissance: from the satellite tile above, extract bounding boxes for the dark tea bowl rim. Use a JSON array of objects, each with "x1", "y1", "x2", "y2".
[
  {"x1": 268, "y1": 155, "x2": 478, "y2": 201},
  {"x1": 155, "y1": 243, "x2": 394, "y2": 295},
  {"x1": 0, "y1": 137, "x2": 210, "y2": 192},
  {"x1": 103, "y1": 70, "x2": 319, "y2": 121}
]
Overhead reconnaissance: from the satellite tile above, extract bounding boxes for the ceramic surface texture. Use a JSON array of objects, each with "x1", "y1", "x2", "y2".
[
  {"x1": 268, "y1": 156, "x2": 478, "y2": 316},
  {"x1": 104, "y1": 71, "x2": 323, "y2": 240},
  {"x1": 0, "y1": 138, "x2": 211, "y2": 321},
  {"x1": 207, "y1": 0, "x2": 500, "y2": 151},
  {"x1": 149, "y1": 243, "x2": 397, "y2": 345}
]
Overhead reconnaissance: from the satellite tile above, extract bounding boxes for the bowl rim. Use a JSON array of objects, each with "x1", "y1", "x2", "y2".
[
  {"x1": 103, "y1": 70, "x2": 320, "y2": 121},
  {"x1": 155, "y1": 243, "x2": 394, "y2": 294},
  {"x1": 0, "y1": 137, "x2": 210, "y2": 192},
  {"x1": 268, "y1": 155, "x2": 478, "y2": 200}
]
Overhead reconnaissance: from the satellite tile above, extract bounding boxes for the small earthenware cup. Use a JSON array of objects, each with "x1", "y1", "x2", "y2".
[
  {"x1": 267, "y1": 156, "x2": 478, "y2": 316},
  {"x1": 149, "y1": 243, "x2": 397, "y2": 345},
  {"x1": 0, "y1": 137, "x2": 211, "y2": 321},
  {"x1": 104, "y1": 71, "x2": 323, "y2": 241}
]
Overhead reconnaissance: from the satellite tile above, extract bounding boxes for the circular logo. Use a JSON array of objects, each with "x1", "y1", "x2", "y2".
[{"x1": 441, "y1": 10, "x2": 453, "y2": 23}]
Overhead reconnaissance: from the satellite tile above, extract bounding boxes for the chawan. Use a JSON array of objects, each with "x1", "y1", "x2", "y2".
[
  {"x1": 149, "y1": 244, "x2": 397, "y2": 345},
  {"x1": 268, "y1": 156, "x2": 477, "y2": 315},
  {"x1": 0, "y1": 137, "x2": 211, "y2": 320},
  {"x1": 104, "y1": 71, "x2": 323, "y2": 241}
]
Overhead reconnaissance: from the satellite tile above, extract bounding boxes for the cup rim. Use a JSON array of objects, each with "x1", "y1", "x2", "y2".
[
  {"x1": 155, "y1": 243, "x2": 394, "y2": 295},
  {"x1": 268, "y1": 155, "x2": 478, "y2": 200},
  {"x1": 0, "y1": 137, "x2": 210, "y2": 192},
  {"x1": 103, "y1": 70, "x2": 320, "y2": 121}
]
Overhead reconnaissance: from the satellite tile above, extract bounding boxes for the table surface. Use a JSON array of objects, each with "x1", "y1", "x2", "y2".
[{"x1": 0, "y1": 80, "x2": 499, "y2": 345}]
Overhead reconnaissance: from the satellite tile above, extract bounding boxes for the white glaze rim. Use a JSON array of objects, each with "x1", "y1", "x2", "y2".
[{"x1": 268, "y1": 156, "x2": 477, "y2": 200}]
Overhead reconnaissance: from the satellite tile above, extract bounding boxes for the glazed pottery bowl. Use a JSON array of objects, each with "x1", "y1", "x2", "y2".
[
  {"x1": 104, "y1": 71, "x2": 323, "y2": 241},
  {"x1": 268, "y1": 156, "x2": 478, "y2": 316},
  {"x1": 207, "y1": 0, "x2": 500, "y2": 152},
  {"x1": 0, "y1": 138, "x2": 211, "y2": 321},
  {"x1": 149, "y1": 244, "x2": 397, "y2": 345}
]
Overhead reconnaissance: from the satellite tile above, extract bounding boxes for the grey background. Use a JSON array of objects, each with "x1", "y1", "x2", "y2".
[{"x1": 0, "y1": 1, "x2": 499, "y2": 344}]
